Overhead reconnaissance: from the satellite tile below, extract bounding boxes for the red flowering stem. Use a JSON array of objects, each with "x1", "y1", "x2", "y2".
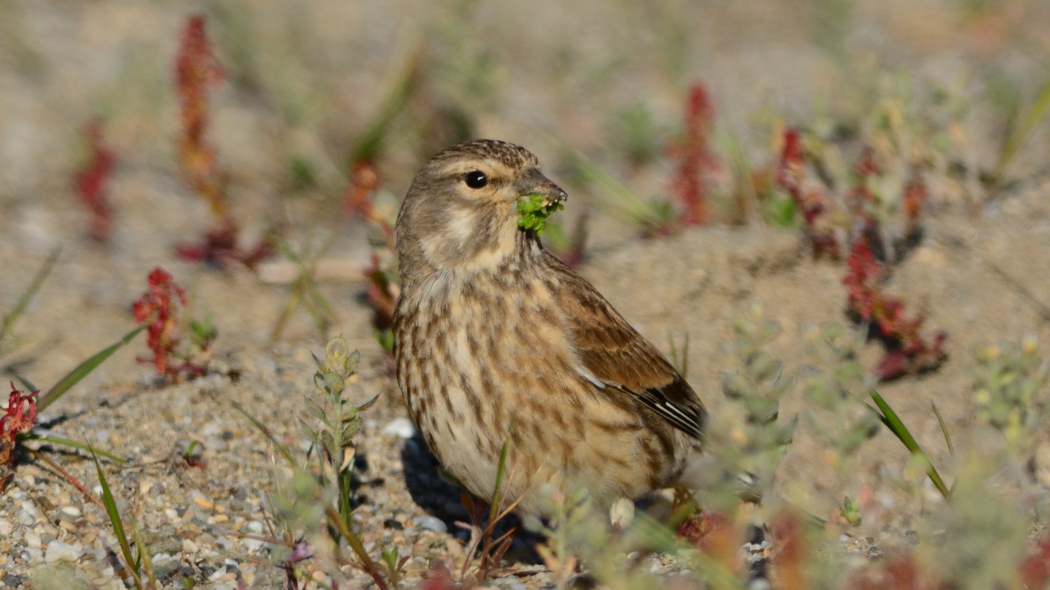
[
  {"x1": 74, "y1": 119, "x2": 116, "y2": 242},
  {"x1": 843, "y1": 238, "x2": 946, "y2": 380},
  {"x1": 775, "y1": 128, "x2": 840, "y2": 259},
  {"x1": 1, "y1": 383, "x2": 40, "y2": 473},
  {"x1": 175, "y1": 15, "x2": 227, "y2": 219},
  {"x1": 671, "y1": 83, "x2": 717, "y2": 226},
  {"x1": 132, "y1": 267, "x2": 188, "y2": 379}
]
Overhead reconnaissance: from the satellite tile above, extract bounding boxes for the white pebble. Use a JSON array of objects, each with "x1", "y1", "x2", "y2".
[
  {"x1": 152, "y1": 553, "x2": 173, "y2": 565},
  {"x1": 412, "y1": 515, "x2": 447, "y2": 533},
  {"x1": 382, "y1": 418, "x2": 416, "y2": 439},
  {"x1": 25, "y1": 530, "x2": 41, "y2": 548},
  {"x1": 45, "y1": 541, "x2": 80, "y2": 562},
  {"x1": 60, "y1": 505, "x2": 82, "y2": 517}
]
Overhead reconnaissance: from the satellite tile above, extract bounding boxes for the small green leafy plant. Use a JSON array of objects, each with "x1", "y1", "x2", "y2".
[
  {"x1": 235, "y1": 337, "x2": 388, "y2": 589},
  {"x1": 710, "y1": 305, "x2": 797, "y2": 507},
  {"x1": 517, "y1": 193, "x2": 565, "y2": 236}
]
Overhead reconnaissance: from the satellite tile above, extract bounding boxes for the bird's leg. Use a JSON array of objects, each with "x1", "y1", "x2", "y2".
[{"x1": 456, "y1": 493, "x2": 488, "y2": 578}]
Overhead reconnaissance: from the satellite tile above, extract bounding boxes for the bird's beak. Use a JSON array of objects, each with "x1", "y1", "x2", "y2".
[{"x1": 515, "y1": 168, "x2": 568, "y2": 206}]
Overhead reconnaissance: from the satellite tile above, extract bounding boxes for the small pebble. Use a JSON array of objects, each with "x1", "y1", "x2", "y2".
[
  {"x1": 44, "y1": 541, "x2": 79, "y2": 562},
  {"x1": 205, "y1": 437, "x2": 229, "y2": 452},
  {"x1": 382, "y1": 418, "x2": 416, "y2": 439},
  {"x1": 412, "y1": 515, "x2": 447, "y2": 534}
]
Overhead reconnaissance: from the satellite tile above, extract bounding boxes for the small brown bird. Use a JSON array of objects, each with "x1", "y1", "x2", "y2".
[{"x1": 394, "y1": 139, "x2": 706, "y2": 518}]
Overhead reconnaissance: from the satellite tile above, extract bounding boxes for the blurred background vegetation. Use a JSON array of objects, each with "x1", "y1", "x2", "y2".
[{"x1": 2, "y1": 0, "x2": 1049, "y2": 256}]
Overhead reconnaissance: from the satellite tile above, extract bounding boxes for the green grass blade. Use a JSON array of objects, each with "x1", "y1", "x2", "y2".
[
  {"x1": 38, "y1": 326, "x2": 146, "y2": 413},
  {"x1": 19, "y1": 434, "x2": 126, "y2": 464},
  {"x1": 868, "y1": 390, "x2": 950, "y2": 500},
  {"x1": 995, "y1": 78, "x2": 1050, "y2": 185},
  {"x1": 90, "y1": 444, "x2": 142, "y2": 589},
  {"x1": 489, "y1": 429, "x2": 512, "y2": 525},
  {"x1": 0, "y1": 247, "x2": 59, "y2": 349},
  {"x1": 931, "y1": 402, "x2": 955, "y2": 459},
  {"x1": 131, "y1": 514, "x2": 157, "y2": 589},
  {"x1": 14, "y1": 375, "x2": 37, "y2": 394},
  {"x1": 232, "y1": 402, "x2": 297, "y2": 467},
  {"x1": 544, "y1": 132, "x2": 662, "y2": 228}
]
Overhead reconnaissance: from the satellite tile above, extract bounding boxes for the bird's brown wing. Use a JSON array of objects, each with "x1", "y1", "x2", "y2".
[{"x1": 546, "y1": 254, "x2": 706, "y2": 440}]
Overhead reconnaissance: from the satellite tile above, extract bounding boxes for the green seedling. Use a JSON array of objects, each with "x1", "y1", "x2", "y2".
[
  {"x1": 518, "y1": 193, "x2": 565, "y2": 236},
  {"x1": 236, "y1": 338, "x2": 388, "y2": 589}
]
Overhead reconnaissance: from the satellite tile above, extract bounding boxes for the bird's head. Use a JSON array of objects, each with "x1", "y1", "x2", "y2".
[{"x1": 396, "y1": 139, "x2": 567, "y2": 283}]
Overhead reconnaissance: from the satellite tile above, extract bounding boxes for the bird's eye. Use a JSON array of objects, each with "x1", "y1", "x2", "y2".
[{"x1": 464, "y1": 170, "x2": 488, "y2": 189}]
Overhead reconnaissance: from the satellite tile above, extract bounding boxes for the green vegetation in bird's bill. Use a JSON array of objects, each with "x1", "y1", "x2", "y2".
[{"x1": 517, "y1": 193, "x2": 565, "y2": 236}]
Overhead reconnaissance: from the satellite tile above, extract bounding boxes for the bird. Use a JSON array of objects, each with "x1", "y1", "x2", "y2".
[{"x1": 393, "y1": 139, "x2": 706, "y2": 520}]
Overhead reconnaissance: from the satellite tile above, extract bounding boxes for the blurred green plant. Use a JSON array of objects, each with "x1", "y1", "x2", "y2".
[
  {"x1": 800, "y1": 322, "x2": 881, "y2": 491},
  {"x1": 269, "y1": 233, "x2": 338, "y2": 344},
  {"x1": 562, "y1": 142, "x2": 675, "y2": 237},
  {"x1": 973, "y1": 338, "x2": 1050, "y2": 459},
  {"x1": 610, "y1": 101, "x2": 667, "y2": 169},
  {"x1": 992, "y1": 78, "x2": 1050, "y2": 190},
  {"x1": 706, "y1": 305, "x2": 797, "y2": 508},
  {"x1": 235, "y1": 337, "x2": 387, "y2": 588}
]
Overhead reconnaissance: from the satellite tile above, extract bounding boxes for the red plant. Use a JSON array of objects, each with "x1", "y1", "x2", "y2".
[
  {"x1": 902, "y1": 175, "x2": 928, "y2": 240},
  {"x1": 1020, "y1": 536, "x2": 1050, "y2": 589},
  {"x1": 678, "y1": 511, "x2": 744, "y2": 577},
  {"x1": 172, "y1": 15, "x2": 274, "y2": 270},
  {"x1": 417, "y1": 562, "x2": 473, "y2": 590},
  {"x1": 0, "y1": 383, "x2": 39, "y2": 486},
  {"x1": 175, "y1": 14, "x2": 227, "y2": 219},
  {"x1": 849, "y1": 553, "x2": 945, "y2": 590},
  {"x1": 344, "y1": 161, "x2": 400, "y2": 352},
  {"x1": 669, "y1": 82, "x2": 719, "y2": 226},
  {"x1": 775, "y1": 128, "x2": 841, "y2": 260},
  {"x1": 770, "y1": 512, "x2": 808, "y2": 590},
  {"x1": 843, "y1": 237, "x2": 947, "y2": 380},
  {"x1": 847, "y1": 146, "x2": 880, "y2": 224},
  {"x1": 364, "y1": 253, "x2": 399, "y2": 331},
  {"x1": 132, "y1": 267, "x2": 206, "y2": 381},
  {"x1": 343, "y1": 160, "x2": 382, "y2": 218},
  {"x1": 74, "y1": 119, "x2": 116, "y2": 242},
  {"x1": 174, "y1": 218, "x2": 274, "y2": 271}
]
